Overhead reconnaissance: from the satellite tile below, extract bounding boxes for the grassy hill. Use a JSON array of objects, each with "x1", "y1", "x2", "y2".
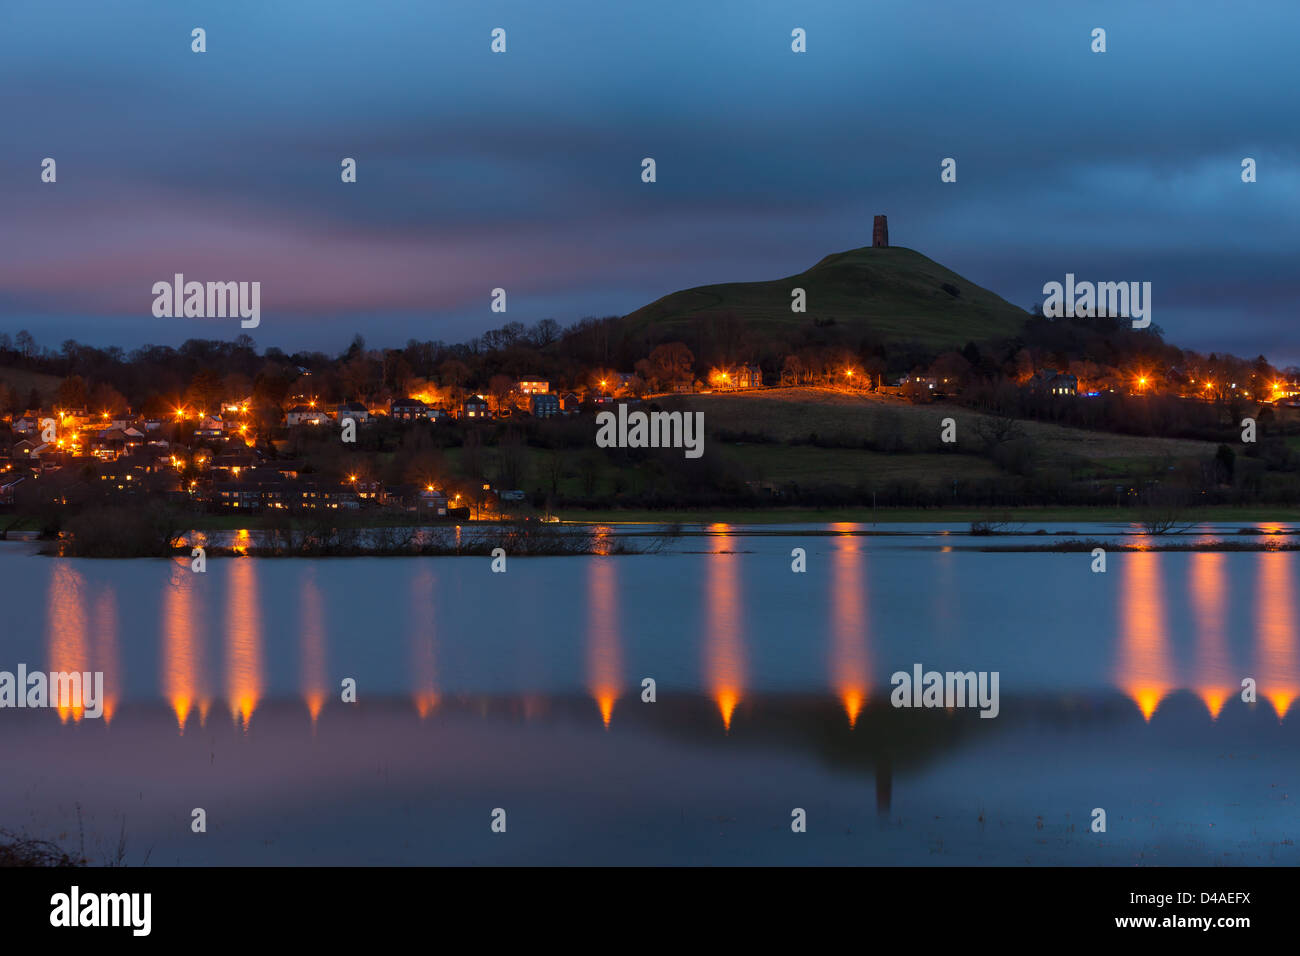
[
  {"x1": 656, "y1": 387, "x2": 1221, "y2": 478},
  {"x1": 440, "y1": 388, "x2": 1224, "y2": 509},
  {"x1": 0, "y1": 365, "x2": 61, "y2": 405},
  {"x1": 621, "y1": 246, "x2": 1030, "y2": 350}
]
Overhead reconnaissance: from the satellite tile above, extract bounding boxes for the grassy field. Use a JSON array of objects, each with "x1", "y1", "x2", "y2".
[
  {"x1": 621, "y1": 246, "x2": 1029, "y2": 349},
  {"x1": 658, "y1": 387, "x2": 1220, "y2": 471},
  {"x1": 421, "y1": 387, "x2": 1227, "y2": 501},
  {"x1": 718, "y1": 444, "x2": 1001, "y2": 485},
  {"x1": 0, "y1": 385, "x2": 1254, "y2": 530},
  {"x1": 0, "y1": 365, "x2": 61, "y2": 404},
  {"x1": 446, "y1": 439, "x2": 995, "y2": 498}
]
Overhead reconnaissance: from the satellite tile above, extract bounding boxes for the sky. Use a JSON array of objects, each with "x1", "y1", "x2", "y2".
[{"x1": 1, "y1": 0, "x2": 1296, "y2": 363}]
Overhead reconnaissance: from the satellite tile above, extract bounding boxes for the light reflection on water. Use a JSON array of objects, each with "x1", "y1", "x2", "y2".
[
  {"x1": 409, "y1": 564, "x2": 438, "y2": 720},
  {"x1": 830, "y1": 523, "x2": 870, "y2": 727},
  {"x1": 1191, "y1": 552, "x2": 1232, "y2": 719},
  {"x1": 1116, "y1": 549, "x2": 1172, "y2": 721},
  {"x1": 586, "y1": 557, "x2": 621, "y2": 728},
  {"x1": 301, "y1": 566, "x2": 328, "y2": 725},
  {"x1": 16, "y1": 526, "x2": 1300, "y2": 728},
  {"x1": 46, "y1": 563, "x2": 87, "y2": 723},
  {"x1": 225, "y1": 558, "x2": 263, "y2": 731},
  {"x1": 5, "y1": 522, "x2": 1300, "y2": 865},
  {"x1": 1256, "y1": 551, "x2": 1300, "y2": 719},
  {"x1": 704, "y1": 523, "x2": 744, "y2": 732}
]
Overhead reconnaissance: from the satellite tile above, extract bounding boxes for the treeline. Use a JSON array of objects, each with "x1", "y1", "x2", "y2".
[
  {"x1": 1, "y1": 308, "x2": 1293, "y2": 436},
  {"x1": 956, "y1": 381, "x2": 1295, "y2": 445}
]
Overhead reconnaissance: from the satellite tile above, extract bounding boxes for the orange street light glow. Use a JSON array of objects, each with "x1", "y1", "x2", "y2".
[
  {"x1": 716, "y1": 689, "x2": 739, "y2": 731},
  {"x1": 842, "y1": 689, "x2": 865, "y2": 728},
  {"x1": 1132, "y1": 686, "x2": 1165, "y2": 721},
  {"x1": 1200, "y1": 690, "x2": 1227, "y2": 720},
  {"x1": 595, "y1": 692, "x2": 616, "y2": 728}
]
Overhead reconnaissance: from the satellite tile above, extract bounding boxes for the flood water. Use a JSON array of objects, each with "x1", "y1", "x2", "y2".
[{"x1": 2, "y1": 522, "x2": 1298, "y2": 865}]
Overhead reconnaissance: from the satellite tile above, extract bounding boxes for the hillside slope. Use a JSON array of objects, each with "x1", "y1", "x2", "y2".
[
  {"x1": 621, "y1": 246, "x2": 1029, "y2": 350},
  {"x1": 0, "y1": 365, "x2": 61, "y2": 404},
  {"x1": 656, "y1": 387, "x2": 1219, "y2": 472}
]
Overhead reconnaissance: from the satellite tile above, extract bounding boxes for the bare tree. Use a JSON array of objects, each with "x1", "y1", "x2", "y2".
[
  {"x1": 1138, "y1": 483, "x2": 1194, "y2": 535},
  {"x1": 971, "y1": 414, "x2": 1025, "y2": 451}
]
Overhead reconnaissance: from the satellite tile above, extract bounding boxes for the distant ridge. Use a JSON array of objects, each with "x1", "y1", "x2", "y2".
[{"x1": 621, "y1": 245, "x2": 1030, "y2": 350}]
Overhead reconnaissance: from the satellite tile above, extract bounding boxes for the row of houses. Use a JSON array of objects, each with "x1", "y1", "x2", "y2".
[
  {"x1": 883, "y1": 370, "x2": 1082, "y2": 400},
  {"x1": 284, "y1": 376, "x2": 630, "y2": 428},
  {"x1": 384, "y1": 391, "x2": 570, "y2": 424},
  {"x1": 8, "y1": 407, "x2": 242, "y2": 462},
  {"x1": 211, "y1": 477, "x2": 453, "y2": 515},
  {"x1": 3, "y1": 431, "x2": 174, "y2": 470}
]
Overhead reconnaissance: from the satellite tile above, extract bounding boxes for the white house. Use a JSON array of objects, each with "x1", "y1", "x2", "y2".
[
  {"x1": 286, "y1": 405, "x2": 329, "y2": 426},
  {"x1": 335, "y1": 401, "x2": 370, "y2": 423}
]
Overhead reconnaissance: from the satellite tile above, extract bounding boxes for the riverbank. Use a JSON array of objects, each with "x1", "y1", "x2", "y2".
[
  {"x1": 45, "y1": 522, "x2": 667, "y2": 558},
  {"x1": 9, "y1": 504, "x2": 1300, "y2": 538},
  {"x1": 552, "y1": 505, "x2": 1300, "y2": 526}
]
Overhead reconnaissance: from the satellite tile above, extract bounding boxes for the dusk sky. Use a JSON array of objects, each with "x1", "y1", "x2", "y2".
[{"x1": 2, "y1": 1, "x2": 1296, "y2": 362}]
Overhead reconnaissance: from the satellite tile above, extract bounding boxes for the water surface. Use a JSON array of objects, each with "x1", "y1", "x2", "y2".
[{"x1": 1, "y1": 523, "x2": 1297, "y2": 865}]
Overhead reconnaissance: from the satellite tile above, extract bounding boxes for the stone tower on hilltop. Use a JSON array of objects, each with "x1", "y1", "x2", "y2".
[{"x1": 872, "y1": 215, "x2": 889, "y2": 248}]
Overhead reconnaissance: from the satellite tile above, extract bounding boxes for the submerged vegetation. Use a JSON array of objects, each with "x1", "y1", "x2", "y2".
[
  {"x1": 209, "y1": 522, "x2": 662, "y2": 558},
  {"x1": 0, "y1": 812, "x2": 136, "y2": 867},
  {"x1": 975, "y1": 536, "x2": 1300, "y2": 553},
  {"x1": 58, "y1": 504, "x2": 188, "y2": 558},
  {"x1": 48, "y1": 506, "x2": 663, "y2": 558},
  {"x1": 0, "y1": 831, "x2": 84, "y2": 867}
]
